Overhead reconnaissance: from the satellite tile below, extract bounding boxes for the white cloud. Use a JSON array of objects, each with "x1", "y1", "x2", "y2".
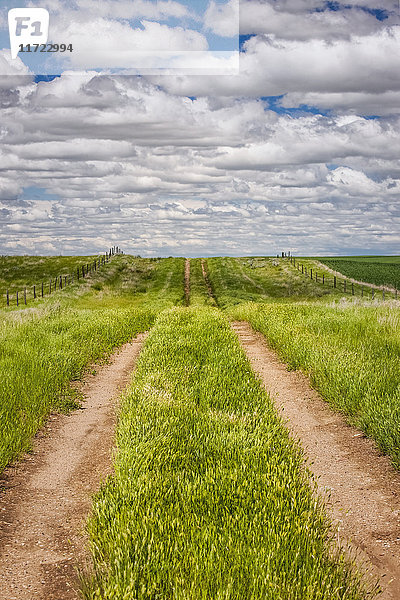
[
  {"x1": 0, "y1": 51, "x2": 32, "y2": 89},
  {"x1": 76, "y1": 0, "x2": 192, "y2": 20},
  {"x1": 204, "y1": 0, "x2": 239, "y2": 37},
  {"x1": 152, "y1": 27, "x2": 400, "y2": 105},
  {"x1": 240, "y1": 0, "x2": 397, "y2": 39},
  {"x1": 51, "y1": 18, "x2": 208, "y2": 69},
  {"x1": 1, "y1": 1, "x2": 400, "y2": 256}
]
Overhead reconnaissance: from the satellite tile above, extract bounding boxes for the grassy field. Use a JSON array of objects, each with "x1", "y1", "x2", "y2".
[
  {"x1": 1, "y1": 252, "x2": 398, "y2": 598},
  {"x1": 84, "y1": 308, "x2": 371, "y2": 600},
  {"x1": 183, "y1": 256, "x2": 400, "y2": 467},
  {"x1": 318, "y1": 256, "x2": 400, "y2": 290},
  {"x1": 206, "y1": 256, "x2": 333, "y2": 307},
  {"x1": 0, "y1": 254, "x2": 101, "y2": 305},
  {"x1": 0, "y1": 254, "x2": 186, "y2": 310},
  {"x1": 0, "y1": 256, "x2": 185, "y2": 471},
  {"x1": 228, "y1": 301, "x2": 400, "y2": 468},
  {"x1": 189, "y1": 258, "x2": 217, "y2": 307}
]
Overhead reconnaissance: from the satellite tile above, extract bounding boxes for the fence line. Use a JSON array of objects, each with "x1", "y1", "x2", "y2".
[
  {"x1": 3, "y1": 246, "x2": 122, "y2": 308},
  {"x1": 280, "y1": 253, "x2": 398, "y2": 301}
]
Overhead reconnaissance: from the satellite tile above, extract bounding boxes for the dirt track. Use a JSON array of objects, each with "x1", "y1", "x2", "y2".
[
  {"x1": 233, "y1": 321, "x2": 400, "y2": 600},
  {"x1": 0, "y1": 334, "x2": 146, "y2": 600}
]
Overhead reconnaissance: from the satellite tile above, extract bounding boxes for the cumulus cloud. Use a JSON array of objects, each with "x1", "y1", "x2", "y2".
[
  {"x1": 240, "y1": 0, "x2": 399, "y2": 39},
  {"x1": 0, "y1": 2, "x2": 399, "y2": 255},
  {"x1": 0, "y1": 51, "x2": 32, "y2": 89},
  {"x1": 153, "y1": 27, "x2": 400, "y2": 103},
  {"x1": 49, "y1": 18, "x2": 208, "y2": 70},
  {"x1": 204, "y1": 0, "x2": 239, "y2": 37}
]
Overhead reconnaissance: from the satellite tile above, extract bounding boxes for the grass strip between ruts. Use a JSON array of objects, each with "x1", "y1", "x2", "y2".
[{"x1": 84, "y1": 307, "x2": 373, "y2": 600}]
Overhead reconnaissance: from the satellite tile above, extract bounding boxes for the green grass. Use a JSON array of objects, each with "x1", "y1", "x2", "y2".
[
  {"x1": 83, "y1": 307, "x2": 372, "y2": 600},
  {"x1": 67, "y1": 256, "x2": 186, "y2": 311},
  {"x1": 206, "y1": 257, "x2": 334, "y2": 308},
  {"x1": 1, "y1": 255, "x2": 186, "y2": 311},
  {"x1": 188, "y1": 258, "x2": 217, "y2": 307},
  {"x1": 318, "y1": 257, "x2": 400, "y2": 290},
  {"x1": 229, "y1": 301, "x2": 400, "y2": 468},
  {"x1": 0, "y1": 306, "x2": 155, "y2": 472},
  {"x1": 0, "y1": 254, "x2": 101, "y2": 301},
  {"x1": 0, "y1": 256, "x2": 185, "y2": 472}
]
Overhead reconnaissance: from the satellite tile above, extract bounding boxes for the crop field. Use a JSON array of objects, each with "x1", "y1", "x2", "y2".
[
  {"x1": 1, "y1": 253, "x2": 399, "y2": 598},
  {"x1": 318, "y1": 256, "x2": 400, "y2": 290}
]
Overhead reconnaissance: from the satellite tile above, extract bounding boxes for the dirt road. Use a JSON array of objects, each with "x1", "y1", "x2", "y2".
[
  {"x1": 0, "y1": 334, "x2": 147, "y2": 600},
  {"x1": 233, "y1": 321, "x2": 400, "y2": 600}
]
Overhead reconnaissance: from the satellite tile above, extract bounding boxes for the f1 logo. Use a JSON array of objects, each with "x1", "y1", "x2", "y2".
[{"x1": 8, "y1": 8, "x2": 50, "y2": 59}]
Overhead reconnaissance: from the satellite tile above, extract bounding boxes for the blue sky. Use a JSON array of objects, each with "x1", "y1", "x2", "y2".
[{"x1": 0, "y1": 0, "x2": 399, "y2": 256}]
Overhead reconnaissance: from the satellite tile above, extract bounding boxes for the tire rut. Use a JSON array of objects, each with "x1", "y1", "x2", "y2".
[
  {"x1": 0, "y1": 333, "x2": 147, "y2": 600},
  {"x1": 232, "y1": 320, "x2": 400, "y2": 600}
]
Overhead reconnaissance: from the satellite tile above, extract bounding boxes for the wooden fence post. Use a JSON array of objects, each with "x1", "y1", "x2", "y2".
[
  {"x1": 16, "y1": 291, "x2": 19, "y2": 306},
  {"x1": 33, "y1": 285, "x2": 36, "y2": 299},
  {"x1": 351, "y1": 283, "x2": 354, "y2": 295},
  {"x1": 24, "y1": 288, "x2": 27, "y2": 305},
  {"x1": 334, "y1": 276, "x2": 336, "y2": 288},
  {"x1": 310, "y1": 268, "x2": 313, "y2": 280},
  {"x1": 322, "y1": 274, "x2": 325, "y2": 285},
  {"x1": 383, "y1": 290, "x2": 385, "y2": 301},
  {"x1": 6, "y1": 290, "x2": 9, "y2": 306},
  {"x1": 372, "y1": 289, "x2": 375, "y2": 300},
  {"x1": 82, "y1": 265, "x2": 85, "y2": 278},
  {"x1": 59, "y1": 275, "x2": 62, "y2": 289},
  {"x1": 302, "y1": 264, "x2": 304, "y2": 274},
  {"x1": 344, "y1": 280, "x2": 346, "y2": 293},
  {"x1": 361, "y1": 286, "x2": 363, "y2": 297}
]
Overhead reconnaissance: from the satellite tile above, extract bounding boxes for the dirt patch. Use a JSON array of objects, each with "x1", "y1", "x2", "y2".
[
  {"x1": 184, "y1": 259, "x2": 190, "y2": 306},
  {"x1": 232, "y1": 321, "x2": 400, "y2": 600},
  {"x1": 0, "y1": 333, "x2": 147, "y2": 600},
  {"x1": 201, "y1": 259, "x2": 218, "y2": 306}
]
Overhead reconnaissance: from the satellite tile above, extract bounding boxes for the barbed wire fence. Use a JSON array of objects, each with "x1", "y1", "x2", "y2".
[
  {"x1": 3, "y1": 246, "x2": 122, "y2": 308},
  {"x1": 279, "y1": 252, "x2": 398, "y2": 301}
]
